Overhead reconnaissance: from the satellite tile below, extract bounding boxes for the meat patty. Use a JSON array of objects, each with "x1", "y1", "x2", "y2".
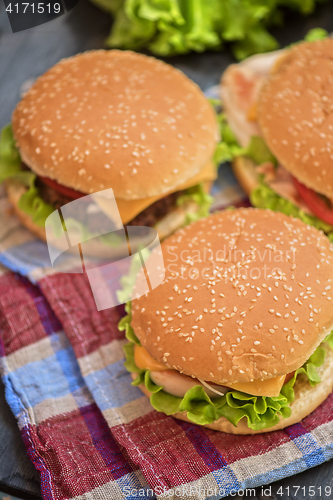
[{"x1": 35, "y1": 177, "x2": 185, "y2": 227}]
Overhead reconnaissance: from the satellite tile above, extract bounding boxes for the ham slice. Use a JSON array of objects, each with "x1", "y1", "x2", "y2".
[
  {"x1": 221, "y1": 50, "x2": 315, "y2": 217},
  {"x1": 258, "y1": 163, "x2": 313, "y2": 215},
  {"x1": 220, "y1": 50, "x2": 283, "y2": 147}
]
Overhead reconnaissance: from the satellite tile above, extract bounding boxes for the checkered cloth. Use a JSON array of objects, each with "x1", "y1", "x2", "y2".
[{"x1": 0, "y1": 88, "x2": 333, "y2": 500}]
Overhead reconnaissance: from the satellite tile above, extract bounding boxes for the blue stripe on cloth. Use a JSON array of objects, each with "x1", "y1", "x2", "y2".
[
  {"x1": 85, "y1": 361, "x2": 142, "y2": 411},
  {"x1": 3, "y1": 356, "x2": 72, "y2": 411},
  {"x1": 51, "y1": 336, "x2": 87, "y2": 396},
  {"x1": 177, "y1": 421, "x2": 228, "y2": 470},
  {"x1": 237, "y1": 453, "x2": 327, "y2": 493},
  {"x1": 49, "y1": 330, "x2": 72, "y2": 353},
  {"x1": 212, "y1": 466, "x2": 242, "y2": 495},
  {"x1": 28, "y1": 295, "x2": 62, "y2": 336},
  {"x1": 293, "y1": 433, "x2": 325, "y2": 468},
  {"x1": 176, "y1": 421, "x2": 240, "y2": 497},
  {"x1": 117, "y1": 473, "x2": 156, "y2": 500},
  {"x1": 2, "y1": 332, "x2": 87, "y2": 411},
  {"x1": 321, "y1": 441, "x2": 333, "y2": 461},
  {"x1": 0, "y1": 240, "x2": 51, "y2": 278}
]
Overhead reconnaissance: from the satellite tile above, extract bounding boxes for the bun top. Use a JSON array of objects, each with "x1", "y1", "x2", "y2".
[
  {"x1": 131, "y1": 208, "x2": 333, "y2": 384},
  {"x1": 258, "y1": 39, "x2": 333, "y2": 198},
  {"x1": 12, "y1": 50, "x2": 218, "y2": 200}
]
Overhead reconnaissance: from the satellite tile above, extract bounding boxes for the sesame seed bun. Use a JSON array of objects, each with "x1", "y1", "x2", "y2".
[
  {"x1": 12, "y1": 50, "x2": 218, "y2": 200},
  {"x1": 232, "y1": 156, "x2": 259, "y2": 196},
  {"x1": 257, "y1": 39, "x2": 333, "y2": 199},
  {"x1": 131, "y1": 208, "x2": 333, "y2": 385},
  {"x1": 135, "y1": 342, "x2": 333, "y2": 434}
]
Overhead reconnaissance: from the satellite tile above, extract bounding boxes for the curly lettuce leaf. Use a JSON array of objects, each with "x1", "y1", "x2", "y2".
[
  {"x1": 250, "y1": 181, "x2": 333, "y2": 241},
  {"x1": 213, "y1": 110, "x2": 244, "y2": 164},
  {"x1": 121, "y1": 305, "x2": 330, "y2": 430},
  {"x1": 0, "y1": 124, "x2": 55, "y2": 227},
  {"x1": 304, "y1": 27, "x2": 329, "y2": 42},
  {"x1": 18, "y1": 174, "x2": 55, "y2": 227},
  {"x1": 176, "y1": 183, "x2": 213, "y2": 224},
  {"x1": 243, "y1": 135, "x2": 278, "y2": 167},
  {"x1": 324, "y1": 330, "x2": 333, "y2": 349},
  {"x1": 118, "y1": 303, "x2": 141, "y2": 345},
  {"x1": 101, "y1": 1, "x2": 325, "y2": 59},
  {"x1": 232, "y1": 25, "x2": 279, "y2": 61},
  {"x1": 123, "y1": 339, "x2": 294, "y2": 429},
  {"x1": 211, "y1": 106, "x2": 277, "y2": 167},
  {"x1": 0, "y1": 124, "x2": 22, "y2": 182}
]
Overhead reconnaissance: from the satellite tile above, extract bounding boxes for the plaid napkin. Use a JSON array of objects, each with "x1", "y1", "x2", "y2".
[
  {"x1": 1, "y1": 87, "x2": 333, "y2": 500},
  {"x1": 1, "y1": 263, "x2": 333, "y2": 500}
]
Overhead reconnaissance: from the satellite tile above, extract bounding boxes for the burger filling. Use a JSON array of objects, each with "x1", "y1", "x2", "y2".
[
  {"x1": 121, "y1": 302, "x2": 333, "y2": 431},
  {"x1": 0, "y1": 124, "x2": 215, "y2": 232},
  {"x1": 220, "y1": 32, "x2": 333, "y2": 241},
  {"x1": 35, "y1": 175, "x2": 188, "y2": 227}
]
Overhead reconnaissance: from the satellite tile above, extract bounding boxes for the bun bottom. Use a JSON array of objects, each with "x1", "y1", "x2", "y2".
[
  {"x1": 5, "y1": 178, "x2": 211, "y2": 245},
  {"x1": 232, "y1": 156, "x2": 259, "y2": 197},
  {"x1": 6, "y1": 179, "x2": 47, "y2": 241},
  {"x1": 134, "y1": 344, "x2": 333, "y2": 434}
]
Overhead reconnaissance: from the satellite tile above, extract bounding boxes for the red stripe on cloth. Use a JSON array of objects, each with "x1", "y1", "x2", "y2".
[
  {"x1": 39, "y1": 273, "x2": 123, "y2": 359},
  {"x1": 0, "y1": 274, "x2": 47, "y2": 355},
  {"x1": 112, "y1": 412, "x2": 212, "y2": 489},
  {"x1": 208, "y1": 426, "x2": 290, "y2": 463},
  {"x1": 28, "y1": 407, "x2": 121, "y2": 500}
]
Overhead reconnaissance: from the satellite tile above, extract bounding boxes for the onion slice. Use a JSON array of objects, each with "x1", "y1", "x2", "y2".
[{"x1": 198, "y1": 379, "x2": 230, "y2": 397}]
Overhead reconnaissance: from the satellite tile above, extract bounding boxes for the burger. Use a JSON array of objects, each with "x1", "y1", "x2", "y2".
[
  {"x1": 0, "y1": 50, "x2": 219, "y2": 243},
  {"x1": 220, "y1": 37, "x2": 333, "y2": 241},
  {"x1": 121, "y1": 208, "x2": 333, "y2": 434}
]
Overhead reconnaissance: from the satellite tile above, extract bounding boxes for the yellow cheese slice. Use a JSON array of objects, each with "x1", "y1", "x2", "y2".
[
  {"x1": 95, "y1": 161, "x2": 217, "y2": 225},
  {"x1": 134, "y1": 345, "x2": 286, "y2": 397},
  {"x1": 134, "y1": 345, "x2": 170, "y2": 372},
  {"x1": 223, "y1": 376, "x2": 286, "y2": 398}
]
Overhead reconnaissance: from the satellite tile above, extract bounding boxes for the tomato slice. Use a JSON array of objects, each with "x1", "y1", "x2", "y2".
[
  {"x1": 292, "y1": 176, "x2": 333, "y2": 225},
  {"x1": 39, "y1": 176, "x2": 86, "y2": 199},
  {"x1": 284, "y1": 371, "x2": 295, "y2": 385}
]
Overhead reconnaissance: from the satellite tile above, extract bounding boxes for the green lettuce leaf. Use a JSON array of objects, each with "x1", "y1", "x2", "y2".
[
  {"x1": 118, "y1": 303, "x2": 141, "y2": 345},
  {"x1": 176, "y1": 183, "x2": 213, "y2": 224},
  {"x1": 232, "y1": 25, "x2": 279, "y2": 61},
  {"x1": 213, "y1": 110, "x2": 244, "y2": 164},
  {"x1": 250, "y1": 181, "x2": 333, "y2": 241},
  {"x1": 0, "y1": 124, "x2": 55, "y2": 227},
  {"x1": 304, "y1": 27, "x2": 329, "y2": 42},
  {"x1": 0, "y1": 124, "x2": 23, "y2": 182},
  {"x1": 101, "y1": 0, "x2": 325, "y2": 59},
  {"x1": 324, "y1": 330, "x2": 333, "y2": 349},
  {"x1": 121, "y1": 304, "x2": 330, "y2": 430},
  {"x1": 243, "y1": 135, "x2": 278, "y2": 167},
  {"x1": 17, "y1": 174, "x2": 55, "y2": 227}
]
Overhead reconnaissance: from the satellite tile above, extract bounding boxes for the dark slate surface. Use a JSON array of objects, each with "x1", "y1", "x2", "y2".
[{"x1": 0, "y1": 1, "x2": 333, "y2": 498}]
